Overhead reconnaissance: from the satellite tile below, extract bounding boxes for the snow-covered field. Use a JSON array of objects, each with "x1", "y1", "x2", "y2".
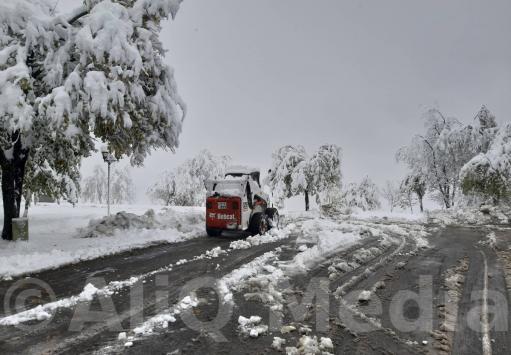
[{"x1": 0, "y1": 203, "x2": 205, "y2": 279}]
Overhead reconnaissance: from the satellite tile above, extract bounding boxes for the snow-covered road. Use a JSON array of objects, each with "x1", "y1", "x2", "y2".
[{"x1": 0, "y1": 210, "x2": 510, "y2": 355}]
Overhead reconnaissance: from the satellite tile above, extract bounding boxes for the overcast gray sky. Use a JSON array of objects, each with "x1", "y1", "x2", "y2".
[{"x1": 63, "y1": 0, "x2": 511, "y2": 202}]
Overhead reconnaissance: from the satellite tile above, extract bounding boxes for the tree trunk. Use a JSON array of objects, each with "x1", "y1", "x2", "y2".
[
  {"x1": 1, "y1": 160, "x2": 27, "y2": 240},
  {"x1": 1, "y1": 135, "x2": 29, "y2": 241},
  {"x1": 451, "y1": 184, "x2": 456, "y2": 208},
  {"x1": 417, "y1": 194, "x2": 424, "y2": 212},
  {"x1": 304, "y1": 190, "x2": 310, "y2": 211},
  {"x1": 23, "y1": 190, "x2": 31, "y2": 218},
  {"x1": 2, "y1": 165, "x2": 16, "y2": 240}
]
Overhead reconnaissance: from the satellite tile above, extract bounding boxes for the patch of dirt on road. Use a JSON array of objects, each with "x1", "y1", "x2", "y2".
[
  {"x1": 497, "y1": 251, "x2": 511, "y2": 295},
  {"x1": 431, "y1": 256, "x2": 469, "y2": 354}
]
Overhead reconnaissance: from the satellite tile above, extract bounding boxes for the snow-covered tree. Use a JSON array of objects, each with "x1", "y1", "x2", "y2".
[
  {"x1": 342, "y1": 176, "x2": 381, "y2": 211},
  {"x1": 81, "y1": 165, "x2": 107, "y2": 203},
  {"x1": 400, "y1": 174, "x2": 426, "y2": 212},
  {"x1": 0, "y1": 0, "x2": 185, "y2": 240},
  {"x1": 304, "y1": 144, "x2": 342, "y2": 205},
  {"x1": 81, "y1": 164, "x2": 134, "y2": 204},
  {"x1": 397, "y1": 107, "x2": 498, "y2": 209},
  {"x1": 397, "y1": 109, "x2": 460, "y2": 209},
  {"x1": 174, "y1": 150, "x2": 230, "y2": 206},
  {"x1": 266, "y1": 145, "x2": 308, "y2": 207},
  {"x1": 474, "y1": 105, "x2": 498, "y2": 152},
  {"x1": 461, "y1": 122, "x2": 511, "y2": 205},
  {"x1": 381, "y1": 181, "x2": 399, "y2": 212},
  {"x1": 111, "y1": 165, "x2": 135, "y2": 204},
  {"x1": 148, "y1": 150, "x2": 230, "y2": 206},
  {"x1": 397, "y1": 180, "x2": 416, "y2": 213},
  {"x1": 22, "y1": 143, "x2": 82, "y2": 213},
  {"x1": 268, "y1": 144, "x2": 342, "y2": 211},
  {"x1": 147, "y1": 170, "x2": 177, "y2": 206}
]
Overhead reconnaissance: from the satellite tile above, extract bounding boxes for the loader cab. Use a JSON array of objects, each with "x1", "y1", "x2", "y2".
[{"x1": 225, "y1": 170, "x2": 261, "y2": 188}]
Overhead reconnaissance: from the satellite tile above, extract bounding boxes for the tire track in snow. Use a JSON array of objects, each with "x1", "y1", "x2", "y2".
[
  {"x1": 332, "y1": 233, "x2": 427, "y2": 348},
  {"x1": 480, "y1": 250, "x2": 492, "y2": 355}
]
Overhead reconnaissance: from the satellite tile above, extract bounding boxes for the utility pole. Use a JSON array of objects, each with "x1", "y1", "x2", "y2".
[{"x1": 101, "y1": 146, "x2": 117, "y2": 217}]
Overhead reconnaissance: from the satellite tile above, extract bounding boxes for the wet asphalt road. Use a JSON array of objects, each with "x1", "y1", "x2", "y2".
[{"x1": 0, "y1": 223, "x2": 510, "y2": 355}]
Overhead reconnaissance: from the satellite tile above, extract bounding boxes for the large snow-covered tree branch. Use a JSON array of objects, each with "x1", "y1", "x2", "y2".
[{"x1": 0, "y1": 0, "x2": 185, "y2": 240}]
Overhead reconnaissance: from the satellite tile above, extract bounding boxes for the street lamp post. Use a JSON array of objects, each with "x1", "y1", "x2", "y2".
[{"x1": 101, "y1": 146, "x2": 117, "y2": 217}]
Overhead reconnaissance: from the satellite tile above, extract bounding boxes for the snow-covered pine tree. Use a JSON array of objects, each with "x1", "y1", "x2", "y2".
[
  {"x1": 461, "y1": 122, "x2": 511, "y2": 205},
  {"x1": 473, "y1": 105, "x2": 498, "y2": 151},
  {"x1": 0, "y1": 0, "x2": 185, "y2": 239}
]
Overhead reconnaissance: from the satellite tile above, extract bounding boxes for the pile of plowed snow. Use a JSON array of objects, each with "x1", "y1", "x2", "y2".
[
  {"x1": 0, "y1": 205, "x2": 205, "y2": 279},
  {"x1": 78, "y1": 207, "x2": 204, "y2": 238}
]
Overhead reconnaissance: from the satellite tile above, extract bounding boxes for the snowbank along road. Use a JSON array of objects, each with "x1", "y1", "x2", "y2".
[{"x1": 0, "y1": 213, "x2": 510, "y2": 355}]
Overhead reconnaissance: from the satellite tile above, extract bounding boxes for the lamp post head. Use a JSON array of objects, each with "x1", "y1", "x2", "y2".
[{"x1": 100, "y1": 145, "x2": 109, "y2": 162}]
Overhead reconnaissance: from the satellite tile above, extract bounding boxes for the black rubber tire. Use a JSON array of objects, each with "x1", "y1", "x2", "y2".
[
  {"x1": 206, "y1": 228, "x2": 221, "y2": 237},
  {"x1": 265, "y1": 208, "x2": 279, "y2": 229},
  {"x1": 249, "y1": 213, "x2": 268, "y2": 236}
]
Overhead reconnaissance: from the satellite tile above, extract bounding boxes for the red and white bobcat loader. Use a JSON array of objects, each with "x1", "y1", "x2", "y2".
[{"x1": 204, "y1": 166, "x2": 279, "y2": 237}]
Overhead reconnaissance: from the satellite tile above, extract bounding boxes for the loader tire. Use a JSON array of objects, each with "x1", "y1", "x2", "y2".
[
  {"x1": 265, "y1": 208, "x2": 279, "y2": 229},
  {"x1": 249, "y1": 213, "x2": 268, "y2": 236},
  {"x1": 206, "y1": 228, "x2": 221, "y2": 237}
]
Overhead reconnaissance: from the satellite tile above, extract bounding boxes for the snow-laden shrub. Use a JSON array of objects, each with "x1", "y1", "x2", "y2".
[{"x1": 341, "y1": 177, "x2": 381, "y2": 211}]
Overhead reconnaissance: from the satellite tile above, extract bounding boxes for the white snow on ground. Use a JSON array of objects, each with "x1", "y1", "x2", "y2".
[
  {"x1": 0, "y1": 204, "x2": 205, "y2": 279},
  {"x1": 238, "y1": 315, "x2": 268, "y2": 338},
  {"x1": 0, "y1": 277, "x2": 142, "y2": 326},
  {"x1": 133, "y1": 295, "x2": 198, "y2": 335},
  {"x1": 427, "y1": 206, "x2": 511, "y2": 226},
  {"x1": 284, "y1": 335, "x2": 334, "y2": 354},
  {"x1": 351, "y1": 208, "x2": 427, "y2": 223},
  {"x1": 478, "y1": 231, "x2": 497, "y2": 248},
  {"x1": 272, "y1": 337, "x2": 286, "y2": 350},
  {"x1": 285, "y1": 217, "x2": 397, "y2": 273},
  {"x1": 290, "y1": 229, "x2": 360, "y2": 273},
  {"x1": 217, "y1": 249, "x2": 283, "y2": 303},
  {"x1": 229, "y1": 223, "x2": 296, "y2": 250}
]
